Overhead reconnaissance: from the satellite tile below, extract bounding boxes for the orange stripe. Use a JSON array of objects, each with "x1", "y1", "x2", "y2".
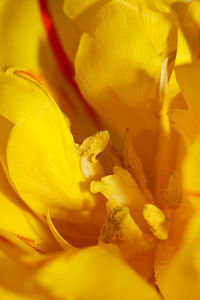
[{"x1": 186, "y1": 191, "x2": 200, "y2": 197}]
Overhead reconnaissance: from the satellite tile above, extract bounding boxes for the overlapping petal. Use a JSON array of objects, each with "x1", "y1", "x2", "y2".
[
  {"x1": 34, "y1": 244, "x2": 161, "y2": 300},
  {"x1": 0, "y1": 163, "x2": 57, "y2": 254},
  {"x1": 0, "y1": 0, "x2": 199, "y2": 299},
  {"x1": 0, "y1": 69, "x2": 95, "y2": 219},
  {"x1": 75, "y1": 0, "x2": 177, "y2": 114},
  {"x1": 155, "y1": 213, "x2": 200, "y2": 300},
  {"x1": 183, "y1": 134, "x2": 200, "y2": 210},
  {"x1": 74, "y1": 0, "x2": 178, "y2": 187},
  {"x1": 0, "y1": 0, "x2": 102, "y2": 141}
]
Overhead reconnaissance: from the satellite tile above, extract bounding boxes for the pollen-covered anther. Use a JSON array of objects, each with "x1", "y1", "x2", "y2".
[
  {"x1": 123, "y1": 129, "x2": 154, "y2": 203},
  {"x1": 162, "y1": 171, "x2": 183, "y2": 209},
  {"x1": 143, "y1": 204, "x2": 169, "y2": 240},
  {"x1": 81, "y1": 157, "x2": 105, "y2": 181},
  {"x1": 99, "y1": 200, "x2": 142, "y2": 244},
  {"x1": 123, "y1": 129, "x2": 147, "y2": 190},
  {"x1": 79, "y1": 130, "x2": 110, "y2": 162},
  {"x1": 105, "y1": 141, "x2": 123, "y2": 167}
]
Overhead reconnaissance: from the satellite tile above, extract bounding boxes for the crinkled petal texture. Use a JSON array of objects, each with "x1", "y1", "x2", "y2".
[
  {"x1": 0, "y1": 70, "x2": 94, "y2": 218},
  {"x1": 75, "y1": 0, "x2": 177, "y2": 113},
  {"x1": 74, "y1": 0, "x2": 178, "y2": 185},
  {"x1": 35, "y1": 244, "x2": 161, "y2": 300}
]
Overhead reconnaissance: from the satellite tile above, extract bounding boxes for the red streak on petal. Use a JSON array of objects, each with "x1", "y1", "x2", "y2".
[
  {"x1": 16, "y1": 70, "x2": 76, "y2": 113},
  {"x1": 14, "y1": 234, "x2": 45, "y2": 254},
  {"x1": 31, "y1": 246, "x2": 45, "y2": 254},
  {"x1": 15, "y1": 70, "x2": 42, "y2": 84},
  {"x1": 14, "y1": 234, "x2": 35, "y2": 243},
  {"x1": 0, "y1": 235, "x2": 13, "y2": 245},
  {"x1": 0, "y1": 234, "x2": 44, "y2": 254},
  {"x1": 38, "y1": 0, "x2": 102, "y2": 129},
  {"x1": 186, "y1": 191, "x2": 200, "y2": 198}
]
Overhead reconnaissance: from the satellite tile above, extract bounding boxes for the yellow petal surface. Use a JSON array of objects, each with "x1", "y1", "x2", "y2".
[
  {"x1": 75, "y1": 0, "x2": 177, "y2": 111},
  {"x1": 35, "y1": 244, "x2": 161, "y2": 300},
  {"x1": 0, "y1": 0, "x2": 49, "y2": 72},
  {"x1": 63, "y1": 0, "x2": 102, "y2": 19},
  {"x1": 170, "y1": 108, "x2": 199, "y2": 145},
  {"x1": 0, "y1": 250, "x2": 55, "y2": 299},
  {"x1": 0, "y1": 70, "x2": 94, "y2": 217},
  {"x1": 62, "y1": 0, "x2": 110, "y2": 46},
  {"x1": 172, "y1": 61, "x2": 200, "y2": 144},
  {"x1": 175, "y1": 61, "x2": 200, "y2": 120},
  {"x1": 174, "y1": 0, "x2": 200, "y2": 65},
  {"x1": 0, "y1": 228, "x2": 42, "y2": 263},
  {"x1": 47, "y1": 210, "x2": 73, "y2": 250},
  {"x1": 0, "y1": 161, "x2": 58, "y2": 253},
  {"x1": 183, "y1": 134, "x2": 200, "y2": 210},
  {"x1": 156, "y1": 213, "x2": 200, "y2": 300},
  {"x1": 0, "y1": 0, "x2": 101, "y2": 142},
  {"x1": 175, "y1": 61, "x2": 200, "y2": 195}
]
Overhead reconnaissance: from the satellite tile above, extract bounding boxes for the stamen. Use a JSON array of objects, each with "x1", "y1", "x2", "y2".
[
  {"x1": 81, "y1": 157, "x2": 104, "y2": 181},
  {"x1": 105, "y1": 141, "x2": 123, "y2": 167},
  {"x1": 163, "y1": 171, "x2": 183, "y2": 209},
  {"x1": 123, "y1": 129, "x2": 147, "y2": 190},
  {"x1": 99, "y1": 200, "x2": 142, "y2": 243},
  {"x1": 90, "y1": 166, "x2": 146, "y2": 208},
  {"x1": 123, "y1": 129, "x2": 154, "y2": 203},
  {"x1": 90, "y1": 166, "x2": 147, "y2": 230},
  {"x1": 143, "y1": 204, "x2": 169, "y2": 240},
  {"x1": 79, "y1": 130, "x2": 110, "y2": 162}
]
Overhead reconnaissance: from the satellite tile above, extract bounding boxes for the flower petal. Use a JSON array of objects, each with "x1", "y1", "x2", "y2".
[
  {"x1": 35, "y1": 244, "x2": 161, "y2": 300},
  {"x1": 75, "y1": 0, "x2": 177, "y2": 111},
  {"x1": 175, "y1": 61, "x2": 200, "y2": 121},
  {"x1": 0, "y1": 251, "x2": 45, "y2": 299},
  {"x1": 63, "y1": 0, "x2": 102, "y2": 19},
  {"x1": 183, "y1": 134, "x2": 200, "y2": 210},
  {"x1": 175, "y1": 0, "x2": 200, "y2": 65},
  {"x1": 47, "y1": 210, "x2": 73, "y2": 250},
  {"x1": 75, "y1": 0, "x2": 177, "y2": 185},
  {"x1": 156, "y1": 214, "x2": 200, "y2": 300},
  {"x1": 0, "y1": 162, "x2": 57, "y2": 253},
  {"x1": 0, "y1": 0, "x2": 101, "y2": 141},
  {"x1": 0, "y1": 70, "x2": 94, "y2": 218}
]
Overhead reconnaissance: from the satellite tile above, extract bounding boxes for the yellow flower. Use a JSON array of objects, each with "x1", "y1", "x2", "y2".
[{"x1": 0, "y1": 0, "x2": 200, "y2": 299}]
